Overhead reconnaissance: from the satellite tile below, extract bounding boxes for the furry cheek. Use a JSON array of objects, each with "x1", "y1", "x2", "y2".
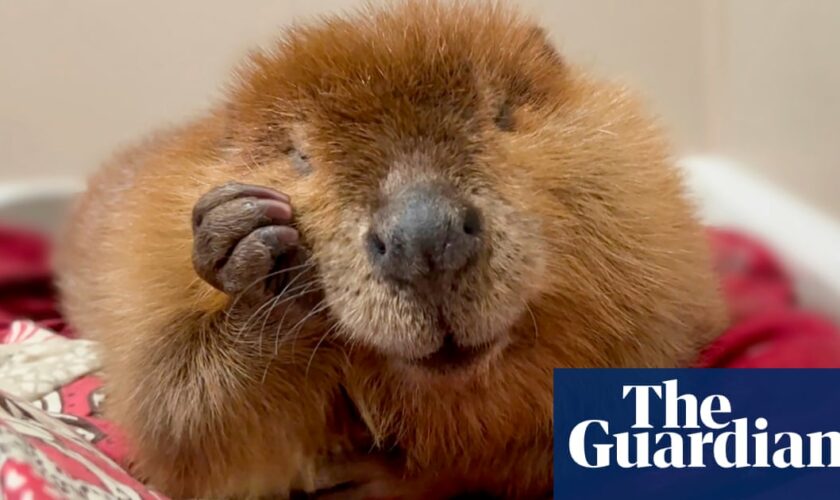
[
  {"x1": 449, "y1": 196, "x2": 549, "y2": 344},
  {"x1": 313, "y1": 211, "x2": 440, "y2": 358}
]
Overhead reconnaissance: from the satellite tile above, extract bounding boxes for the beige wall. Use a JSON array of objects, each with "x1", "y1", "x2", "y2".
[
  {"x1": 714, "y1": 0, "x2": 840, "y2": 216},
  {"x1": 1, "y1": 1, "x2": 838, "y2": 215}
]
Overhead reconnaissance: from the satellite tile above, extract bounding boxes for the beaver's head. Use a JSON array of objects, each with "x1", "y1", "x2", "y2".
[{"x1": 221, "y1": 1, "x2": 716, "y2": 380}]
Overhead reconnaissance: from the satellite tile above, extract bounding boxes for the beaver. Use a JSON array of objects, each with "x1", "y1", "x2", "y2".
[{"x1": 55, "y1": 1, "x2": 727, "y2": 498}]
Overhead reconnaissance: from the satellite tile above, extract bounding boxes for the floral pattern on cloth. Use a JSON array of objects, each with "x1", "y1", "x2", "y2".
[
  {"x1": 0, "y1": 390, "x2": 163, "y2": 499},
  {"x1": 0, "y1": 321, "x2": 100, "y2": 401},
  {"x1": 32, "y1": 375, "x2": 129, "y2": 468}
]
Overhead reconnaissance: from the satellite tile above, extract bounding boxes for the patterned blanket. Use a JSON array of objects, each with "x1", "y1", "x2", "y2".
[{"x1": 0, "y1": 322, "x2": 159, "y2": 499}]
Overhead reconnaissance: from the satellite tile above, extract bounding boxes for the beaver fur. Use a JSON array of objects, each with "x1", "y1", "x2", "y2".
[{"x1": 55, "y1": 1, "x2": 726, "y2": 497}]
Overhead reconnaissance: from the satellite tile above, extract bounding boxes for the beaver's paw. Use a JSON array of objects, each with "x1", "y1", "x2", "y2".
[{"x1": 192, "y1": 182, "x2": 298, "y2": 299}]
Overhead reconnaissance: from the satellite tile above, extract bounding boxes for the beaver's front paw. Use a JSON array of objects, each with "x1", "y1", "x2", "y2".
[{"x1": 192, "y1": 182, "x2": 298, "y2": 300}]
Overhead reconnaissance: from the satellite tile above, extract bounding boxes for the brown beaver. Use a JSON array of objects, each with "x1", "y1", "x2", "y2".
[{"x1": 55, "y1": 1, "x2": 726, "y2": 498}]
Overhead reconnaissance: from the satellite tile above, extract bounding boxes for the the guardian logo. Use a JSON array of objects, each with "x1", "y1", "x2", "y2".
[
  {"x1": 554, "y1": 369, "x2": 840, "y2": 499},
  {"x1": 567, "y1": 379, "x2": 840, "y2": 469}
]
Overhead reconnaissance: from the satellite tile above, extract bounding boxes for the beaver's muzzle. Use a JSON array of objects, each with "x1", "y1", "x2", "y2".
[{"x1": 365, "y1": 182, "x2": 483, "y2": 286}]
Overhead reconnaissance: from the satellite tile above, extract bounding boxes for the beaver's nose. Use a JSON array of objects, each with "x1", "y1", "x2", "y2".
[{"x1": 366, "y1": 183, "x2": 482, "y2": 284}]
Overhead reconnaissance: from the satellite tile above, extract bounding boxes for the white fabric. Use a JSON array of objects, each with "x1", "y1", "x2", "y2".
[{"x1": 0, "y1": 321, "x2": 101, "y2": 401}]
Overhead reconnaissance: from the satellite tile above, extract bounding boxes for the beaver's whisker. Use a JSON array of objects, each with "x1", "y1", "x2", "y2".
[
  {"x1": 269, "y1": 279, "x2": 326, "y2": 354},
  {"x1": 268, "y1": 287, "x2": 352, "y2": 375},
  {"x1": 223, "y1": 260, "x2": 317, "y2": 334},
  {"x1": 525, "y1": 303, "x2": 539, "y2": 339},
  {"x1": 254, "y1": 283, "x2": 316, "y2": 356},
  {"x1": 235, "y1": 278, "x2": 316, "y2": 339},
  {"x1": 233, "y1": 257, "x2": 318, "y2": 339},
  {"x1": 252, "y1": 271, "x2": 320, "y2": 339},
  {"x1": 305, "y1": 322, "x2": 340, "y2": 379},
  {"x1": 286, "y1": 297, "x2": 335, "y2": 359},
  {"x1": 261, "y1": 296, "x2": 332, "y2": 384},
  {"x1": 227, "y1": 258, "x2": 316, "y2": 314}
]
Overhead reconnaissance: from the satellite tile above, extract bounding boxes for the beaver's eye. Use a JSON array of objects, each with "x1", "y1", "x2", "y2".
[
  {"x1": 494, "y1": 101, "x2": 515, "y2": 132},
  {"x1": 288, "y1": 148, "x2": 313, "y2": 175}
]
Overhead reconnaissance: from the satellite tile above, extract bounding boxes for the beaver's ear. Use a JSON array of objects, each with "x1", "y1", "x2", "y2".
[{"x1": 526, "y1": 26, "x2": 564, "y2": 69}]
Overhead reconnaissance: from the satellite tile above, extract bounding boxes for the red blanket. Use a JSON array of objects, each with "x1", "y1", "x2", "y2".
[
  {"x1": 699, "y1": 229, "x2": 840, "y2": 367},
  {"x1": 0, "y1": 227, "x2": 71, "y2": 336}
]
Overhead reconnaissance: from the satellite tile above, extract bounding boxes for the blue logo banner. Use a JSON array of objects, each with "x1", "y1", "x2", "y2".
[{"x1": 554, "y1": 369, "x2": 840, "y2": 499}]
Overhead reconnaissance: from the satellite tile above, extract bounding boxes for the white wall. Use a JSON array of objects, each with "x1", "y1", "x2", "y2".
[{"x1": 1, "y1": 1, "x2": 837, "y2": 217}]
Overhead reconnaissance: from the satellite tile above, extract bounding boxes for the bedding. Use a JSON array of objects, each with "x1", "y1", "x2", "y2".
[
  {"x1": 0, "y1": 224, "x2": 838, "y2": 499},
  {"x1": 700, "y1": 229, "x2": 840, "y2": 367},
  {"x1": 0, "y1": 321, "x2": 99, "y2": 401},
  {"x1": 0, "y1": 385, "x2": 159, "y2": 499}
]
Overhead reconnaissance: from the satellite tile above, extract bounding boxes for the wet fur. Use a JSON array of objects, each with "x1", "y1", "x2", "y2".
[{"x1": 56, "y1": 1, "x2": 726, "y2": 498}]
